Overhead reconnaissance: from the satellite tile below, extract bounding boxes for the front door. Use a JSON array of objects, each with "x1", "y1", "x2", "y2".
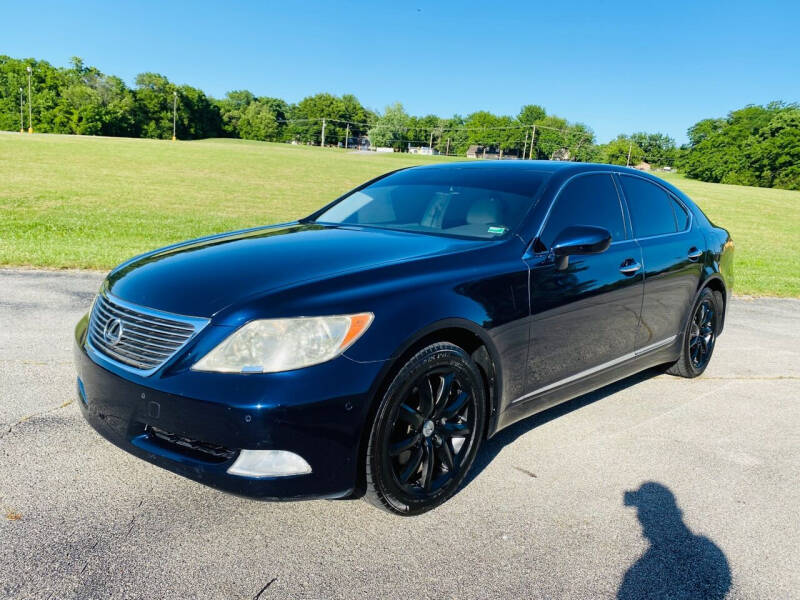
[{"x1": 523, "y1": 173, "x2": 644, "y2": 400}]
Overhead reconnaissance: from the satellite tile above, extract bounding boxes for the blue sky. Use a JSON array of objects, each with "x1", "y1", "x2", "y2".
[{"x1": 3, "y1": 0, "x2": 798, "y2": 143}]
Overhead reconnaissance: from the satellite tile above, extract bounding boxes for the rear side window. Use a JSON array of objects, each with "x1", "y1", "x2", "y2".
[
  {"x1": 671, "y1": 197, "x2": 690, "y2": 231},
  {"x1": 619, "y1": 176, "x2": 678, "y2": 238},
  {"x1": 539, "y1": 173, "x2": 625, "y2": 249}
]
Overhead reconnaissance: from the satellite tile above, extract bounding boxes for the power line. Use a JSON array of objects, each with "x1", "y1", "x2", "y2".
[{"x1": 272, "y1": 116, "x2": 594, "y2": 138}]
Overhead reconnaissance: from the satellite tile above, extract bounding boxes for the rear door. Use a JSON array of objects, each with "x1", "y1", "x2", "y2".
[
  {"x1": 523, "y1": 173, "x2": 644, "y2": 399},
  {"x1": 616, "y1": 174, "x2": 705, "y2": 351}
]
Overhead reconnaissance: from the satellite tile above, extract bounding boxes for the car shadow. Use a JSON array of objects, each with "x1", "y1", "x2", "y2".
[
  {"x1": 618, "y1": 482, "x2": 731, "y2": 599},
  {"x1": 462, "y1": 366, "x2": 663, "y2": 489}
]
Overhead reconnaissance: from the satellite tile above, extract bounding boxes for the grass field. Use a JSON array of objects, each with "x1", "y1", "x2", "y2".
[{"x1": 1, "y1": 133, "x2": 798, "y2": 296}]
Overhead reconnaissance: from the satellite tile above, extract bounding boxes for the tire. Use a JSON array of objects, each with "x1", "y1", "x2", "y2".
[
  {"x1": 365, "y1": 342, "x2": 486, "y2": 515},
  {"x1": 666, "y1": 287, "x2": 723, "y2": 378}
]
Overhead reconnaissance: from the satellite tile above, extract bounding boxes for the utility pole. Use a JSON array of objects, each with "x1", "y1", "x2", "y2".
[
  {"x1": 172, "y1": 91, "x2": 178, "y2": 141},
  {"x1": 26, "y1": 66, "x2": 33, "y2": 133},
  {"x1": 321, "y1": 118, "x2": 326, "y2": 147},
  {"x1": 529, "y1": 125, "x2": 536, "y2": 160},
  {"x1": 446, "y1": 138, "x2": 450, "y2": 156},
  {"x1": 19, "y1": 88, "x2": 24, "y2": 133},
  {"x1": 345, "y1": 123, "x2": 349, "y2": 149},
  {"x1": 429, "y1": 130, "x2": 433, "y2": 150},
  {"x1": 626, "y1": 142, "x2": 632, "y2": 167},
  {"x1": 522, "y1": 131, "x2": 529, "y2": 160}
]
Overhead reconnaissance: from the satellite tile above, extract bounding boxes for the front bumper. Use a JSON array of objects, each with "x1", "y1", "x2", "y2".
[{"x1": 73, "y1": 315, "x2": 385, "y2": 500}]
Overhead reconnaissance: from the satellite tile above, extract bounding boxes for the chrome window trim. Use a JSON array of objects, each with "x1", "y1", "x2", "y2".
[
  {"x1": 616, "y1": 173, "x2": 694, "y2": 240},
  {"x1": 85, "y1": 291, "x2": 210, "y2": 377},
  {"x1": 510, "y1": 335, "x2": 678, "y2": 404}
]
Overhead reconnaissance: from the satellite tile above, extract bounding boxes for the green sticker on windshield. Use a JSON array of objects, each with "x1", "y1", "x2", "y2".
[{"x1": 487, "y1": 226, "x2": 507, "y2": 235}]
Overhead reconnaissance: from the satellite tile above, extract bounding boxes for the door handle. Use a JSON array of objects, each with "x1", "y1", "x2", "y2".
[
  {"x1": 687, "y1": 248, "x2": 703, "y2": 261},
  {"x1": 619, "y1": 259, "x2": 642, "y2": 275}
]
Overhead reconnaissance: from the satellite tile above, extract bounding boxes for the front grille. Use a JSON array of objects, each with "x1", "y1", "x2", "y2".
[
  {"x1": 146, "y1": 425, "x2": 236, "y2": 463},
  {"x1": 87, "y1": 292, "x2": 207, "y2": 374}
]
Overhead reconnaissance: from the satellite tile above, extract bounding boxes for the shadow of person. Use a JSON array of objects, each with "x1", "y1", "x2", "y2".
[{"x1": 619, "y1": 482, "x2": 731, "y2": 599}]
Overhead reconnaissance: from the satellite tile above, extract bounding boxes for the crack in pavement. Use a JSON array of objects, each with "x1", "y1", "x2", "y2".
[
  {"x1": 75, "y1": 490, "x2": 153, "y2": 589},
  {"x1": 125, "y1": 499, "x2": 145, "y2": 537},
  {"x1": 252, "y1": 578, "x2": 278, "y2": 600},
  {"x1": 0, "y1": 400, "x2": 74, "y2": 441}
]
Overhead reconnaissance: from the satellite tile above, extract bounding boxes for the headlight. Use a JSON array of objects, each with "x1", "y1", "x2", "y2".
[{"x1": 191, "y1": 313, "x2": 373, "y2": 374}]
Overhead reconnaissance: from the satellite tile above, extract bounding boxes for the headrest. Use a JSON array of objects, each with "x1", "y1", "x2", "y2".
[{"x1": 466, "y1": 197, "x2": 501, "y2": 224}]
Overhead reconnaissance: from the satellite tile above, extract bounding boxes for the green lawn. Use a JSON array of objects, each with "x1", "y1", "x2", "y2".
[
  {"x1": 1, "y1": 133, "x2": 798, "y2": 296},
  {"x1": 652, "y1": 171, "x2": 800, "y2": 297}
]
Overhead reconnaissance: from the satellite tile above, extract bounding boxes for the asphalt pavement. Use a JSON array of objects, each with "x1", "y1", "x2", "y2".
[{"x1": 1, "y1": 268, "x2": 798, "y2": 599}]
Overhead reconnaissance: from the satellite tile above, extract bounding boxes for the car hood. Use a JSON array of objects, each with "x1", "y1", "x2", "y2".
[{"x1": 106, "y1": 223, "x2": 480, "y2": 318}]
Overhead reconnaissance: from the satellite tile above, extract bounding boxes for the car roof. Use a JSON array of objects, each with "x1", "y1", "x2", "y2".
[
  {"x1": 405, "y1": 161, "x2": 685, "y2": 195},
  {"x1": 405, "y1": 160, "x2": 632, "y2": 177}
]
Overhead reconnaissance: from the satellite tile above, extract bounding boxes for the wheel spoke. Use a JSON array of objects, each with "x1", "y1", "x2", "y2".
[
  {"x1": 441, "y1": 391, "x2": 469, "y2": 419},
  {"x1": 420, "y1": 439, "x2": 435, "y2": 491},
  {"x1": 399, "y1": 445, "x2": 424, "y2": 484},
  {"x1": 436, "y1": 438, "x2": 455, "y2": 472},
  {"x1": 433, "y1": 373, "x2": 455, "y2": 416},
  {"x1": 397, "y1": 403, "x2": 424, "y2": 430},
  {"x1": 442, "y1": 422, "x2": 471, "y2": 438},
  {"x1": 418, "y1": 377, "x2": 435, "y2": 418},
  {"x1": 390, "y1": 433, "x2": 421, "y2": 456}
]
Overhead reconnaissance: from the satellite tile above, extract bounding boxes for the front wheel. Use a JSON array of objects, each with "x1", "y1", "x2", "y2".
[
  {"x1": 365, "y1": 342, "x2": 486, "y2": 515},
  {"x1": 667, "y1": 287, "x2": 723, "y2": 378}
]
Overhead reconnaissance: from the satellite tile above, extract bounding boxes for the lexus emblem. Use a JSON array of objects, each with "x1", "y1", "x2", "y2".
[{"x1": 103, "y1": 318, "x2": 124, "y2": 346}]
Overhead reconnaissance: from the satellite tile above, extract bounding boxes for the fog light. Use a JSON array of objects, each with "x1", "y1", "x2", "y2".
[{"x1": 227, "y1": 450, "x2": 312, "y2": 478}]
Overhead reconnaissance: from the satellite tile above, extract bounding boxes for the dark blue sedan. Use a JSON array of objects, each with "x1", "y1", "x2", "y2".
[{"x1": 74, "y1": 161, "x2": 734, "y2": 515}]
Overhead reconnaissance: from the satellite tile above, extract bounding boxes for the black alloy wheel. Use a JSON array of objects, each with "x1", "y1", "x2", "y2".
[
  {"x1": 366, "y1": 342, "x2": 486, "y2": 515},
  {"x1": 667, "y1": 287, "x2": 722, "y2": 378},
  {"x1": 689, "y1": 299, "x2": 716, "y2": 370}
]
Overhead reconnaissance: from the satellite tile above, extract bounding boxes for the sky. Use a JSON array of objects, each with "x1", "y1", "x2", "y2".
[{"x1": 3, "y1": 0, "x2": 798, "y2": 144}]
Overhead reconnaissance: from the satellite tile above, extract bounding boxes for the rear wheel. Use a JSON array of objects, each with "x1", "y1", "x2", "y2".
[
  {"x1": 365, "y1": 342, "x2": 486, "y2": 515},
  {"x1": 667, "y1": 287, "x2": 722, "y2": 378}
]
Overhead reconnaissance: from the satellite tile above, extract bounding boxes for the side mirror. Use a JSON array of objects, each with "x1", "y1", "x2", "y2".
[{"x1": 551, "y1": 225, "x2": 612, "y2": 270}]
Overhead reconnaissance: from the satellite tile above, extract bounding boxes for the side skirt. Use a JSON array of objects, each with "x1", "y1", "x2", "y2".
[{"x1": 491, "y1": 338, "x2": 681, "y2": 435}]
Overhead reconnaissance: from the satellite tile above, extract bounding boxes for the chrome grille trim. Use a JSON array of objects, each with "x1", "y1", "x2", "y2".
[{"x1": 86, "y1": 292, "x2": 210, "y2": 377}]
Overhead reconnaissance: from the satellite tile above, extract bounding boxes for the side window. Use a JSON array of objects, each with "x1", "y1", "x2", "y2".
[
  {"x1": 539, "y1": 174, "x2": 625, "y2": 249},
  {"x1": 671, "y1": 196, "x2": 690, "y2": 231},
  {"x1": 620, "y1": 176, "x2": 678, "y2": 238}
]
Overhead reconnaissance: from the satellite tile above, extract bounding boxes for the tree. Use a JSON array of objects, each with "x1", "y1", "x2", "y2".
[
  {"x1": 602, "y1": 136, "x2": 644, "y2": 166},
  {"x1": 133, "y1": 73, "x2": 221, "y2": 139},
  {"x1": 436, "y1": 114, "x2": 468, "y2": 155},
  {"x1": 532, "y1": 115, "x2": 568, "y2": 159},
  {"x1": 630, "y1": 132, "x2": 677, "y2": 166},
  {"x1": 680, "y1": 103, "x2": 794, "y2": 187},
  {"x1": 368, "y1": 102, "x2": 410, "y2": 149},
  {"x1": 215, "y1": 90, "x2": 255, "y2": 137},
  {"x1": 518, "y1": 104, "x2": 546, "y2": 125},
  {"x1": 237, "y1": 97, "x2": 288, "y2": 141},
  {"x1": 749, "y1": 108, "x2": 800, "y2": 189},
  {"x1": 288, "y1": 93, "x2": 349, "y2": 145}
]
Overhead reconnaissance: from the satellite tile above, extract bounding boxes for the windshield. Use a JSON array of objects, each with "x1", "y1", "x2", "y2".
[{"x1": 315, "y1": 167, "x2": 550, "y2": 239}]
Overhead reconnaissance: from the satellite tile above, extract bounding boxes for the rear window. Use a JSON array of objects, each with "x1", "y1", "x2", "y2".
[
  {"x1": 315, "y1": 167, "x2": 549, "y2": 239},
  {"x1": 619, "y1": 175, "x2": 677, "y2": 238}
]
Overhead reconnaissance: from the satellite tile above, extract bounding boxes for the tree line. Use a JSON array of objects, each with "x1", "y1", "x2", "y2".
[{"x1": 1, "y1": 55, "x2": 797, "y2": 189}]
